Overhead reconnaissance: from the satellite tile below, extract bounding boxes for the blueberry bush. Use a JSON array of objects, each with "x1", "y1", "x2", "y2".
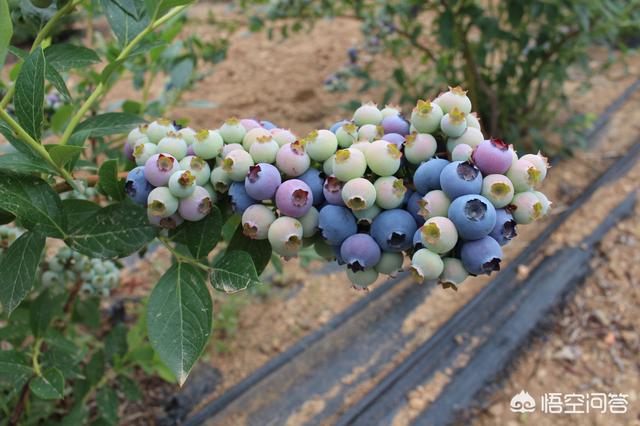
[
  {"x1": 245, "y1": 0, "x2": 640, "y2": 155},
  {"x1": 1, "y1": 0, "x2": 553, "y2": 423}
]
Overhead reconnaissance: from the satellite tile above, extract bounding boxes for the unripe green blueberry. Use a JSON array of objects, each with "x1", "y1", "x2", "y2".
[
  {"x1": 533, "y1": 190, "x2": 551, "y2": 216},
  {"x1": 520, "y1": 152, "x2": 549, "y2": 181},
  {"x1": 420, "y1": 216, "x2": 458, "y2": 254},
  {"x1": 147, "y1": 187, "x2": 179, "y2": 218},
  {"x1": 42, "y1": 271, "x2": 63, "y2": 287},
  {"x1": 417, "y1": 190, "x2": 451, "y2": 219},
  {"x1": 466, "y1": 112, "x2": 481, "y2": 130},
  {"x1": 30, "y1": 0, "x2": 53, "y2": 9},
  {"x1": 374, "y1": 176, "x2": 406, "y2": 210},
  {"x1": 381, "y1": 104, "x2": 402, "y2": 118},
  {"x1": 178, "y1": 127, "x2": 197, "y2": 145},
  {"x1": 305, "y1": 129, "x2": 338, "y2": 162},
  {"x1": 353, "y1": 204, "x2": 381, "y2": 225},
  {"x1": 404, "y1": 133, "x2": 437, "y2": 164},
  {"x1": 271, "y1": 128, "x2": 297, "y2": 147},
  {"x1": 249, "y1": 135, "x2": 280, "y2": 163},
  {"x1": 219, "y1": 118, "x2": 246, "y2": 144},
  {"x1": 447, "y1": 127, "x2": 484, "y2": 152},
  {"x1": 451, "y1": 143, "x2": 473, "y2": 162},
  {"x1": 506, "y1": 159, "x2": 542, "y2": 192},
  {"x1": 157, "y1": 131, "x2": 188, "y2": 160},
  {"x1": 192, "y1": 129, "x2": 223, "y2": 159},
  {"x1": 433, "y1": 86, "x2": 472, "y2": 114},
  {"x1": 323, "y1": 155, "x2": 335, "y2": 176},
  {"x1": 223, "y1": 149, "x2": 254, "y2": 181},
  {"x1": 242, "y1": 127, "x2": 271, "y2": 151},
  {"x1": 48, "y1": 256, "x2": 66, "y2": 273},
  {"x1": 210, "y1": 166, "x2": 231, "y2": 193},
  {"x1": 168, "y1": 170, "x2": 197, "y2": 198},
  {"x1": 410, "y1": 248, "x2": 444, "y2": 282},
  {"x1": 133, "y1": 142, "x2": 158, "y2": 166},
  {"x1": 410, "y1": 100, "x2": 443, "y2": 133},
  {"x1": 374, "y1": 251, "x2": 404, "y2": 276},
  {"x1": 511, "y1": 191, "x2": 543, "y2": 224},
  {"x1": 180, "y1": 156, "x2": 211, "y2": 186},
  {"x1": 357, "y1": 124, "x2": 383, "y2": 142},
  {"x1": 276, "y1": 141, "x2": 311, "y2": 177},
  {"x1": 268, "y1": 216, "x2": 304, "y2": 258},
  {"x1": 221, "y1": 143, "x2": 244, "y2": 158},
  {"x1": 147, "y1": 118, "x2": 175, "y2": 143},
  {"x1": 440, "y1": 108, "x2": 468, "y2": 138},
  {"x1": 346, "y1": 268, "x2": 379, "y2": 288},
  {"x1": 299, "y1": 206, "x2": 320, "y2": 238},
  {"x1": 342, "y1": 178, "x2": 376, "y2": 211},
  {"x1": 201, "y1": 183, "x2": 218, "y2": 204},
  {"x1": 313, "y1": 237, "x2": 336, "y2": 261},
  {"x1": 350, "y1": 141, "x2": 371, "y2": 155},
  {"x1": 81, "y1": 268, "x2": 96, "y2": 281},
  {"x1": 353, "y1": 102, "x2": 383, "y2": 126},
  {"x1": 439, "y1": 257, "x2": 469, "y2": 288},
  {"x1": 242, "y1": 204, "x2": 276, "y2": 240},
  {"x1": 336, "y1": 123, "x2": 358, "y2": 148},
  {"x1": 147, "y1": 211, "x2": 183, "y2": 230},
  {"x1": 333, "y1": 148, "x2": 367, "y2": 181},
  {"x1": 365, "y1": 140, "x2": 402, "y2": 177},
  {"x1": 481, "y1": 174, "x2": 515, "y2": 208},
  {"x1": 128, "y1": 124, "x2": 149, "y2": 146}
]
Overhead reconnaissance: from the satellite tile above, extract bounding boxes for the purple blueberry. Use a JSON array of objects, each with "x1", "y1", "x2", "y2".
[
  {"x1": 178, "y1": 186, "x2": 212, "y2": 221},
  {"x1": 448, "y1": 194, "x2": 497, "y2": 240},
  {"x1": 381, "y1": 115, "x2": 410, "y2": 135},
  {"x1": 125, "y1": 166, "x2": 154, "y2": 206},
  {"x1": 228, "y1": 182, "x2": 257, "y2": 214},
  {"x1": 370, "y1": 209, "x2": 418, "y2": 252},
  {"x1": 244, "y1": 163, "x2": 282, "y2": 200},
  {"x1": 240, "y1": 118, "x2": 261, "y2": 131},
  {"x1": 298, "y1": 168, "x2": 325, "y2": 206},
  {"x1": 340, "y1": 233, "x2": 382, "y2": 272},
  {"x1": 318, "y1": 205, "x2": 357, "y2": 245},
  {"x1": 489, "y1": 209, "x2": 517, "y2": 246},
  {"x1": 460, "y1": 236, "x2": 503, "y2": 275},
  {"x1": 413, "y1": 158, "x2": 449, "y2": 194},
  {"x1": 381, "y1": 133, "x2": 406, "y2": 148},
  {"x1": 124, "y1": 142, "x2": 135, "y2": 162},
  {"x1": 471, "y1": 138, "x2": 513, "y2": 175},
  {"x1": 323, "y1": 176, "x2": 345, "y2": 206},
  {"x1": 144, "y1": 153, "x2": 179, "y2": 187},
  {"x1": 275, "y1": 179, "x2": 313, "y2": 218},
  {"x1": 439, "y1": 161, "x2": 482, "y2": 199},
  {"x1": 406, "y1": 192, "x2": 426, "y2": 226}
]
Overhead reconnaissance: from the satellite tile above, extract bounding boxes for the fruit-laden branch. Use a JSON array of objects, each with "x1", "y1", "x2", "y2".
[{"x1": 52, "y1": 170, "x2": 129, "y2": 193}]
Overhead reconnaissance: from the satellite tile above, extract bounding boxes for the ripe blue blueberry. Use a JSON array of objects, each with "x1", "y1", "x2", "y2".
[
  {"x1": 340, "y1": 233, "x2": 382, "y2": 271},
  {"x1": 318, "y1": 204, "x2": 357, "y2": 245},
  {"x1": 413, "y1": 158, "x2": 449, "y2": 194},
  {"x1": 448, "y1": 194, "x2": 497, "y2": 240},
  {"x1": 439, "y1": 161, "x2": 482, "y2": 199},
  {"x1": 489, "y1": 209, "x2": 517, "y2": 246},
  {"x1": 297, "y1": 168, "x2": 325, "y2": 206},
  {"x1": 330, "y1": 119, "x2": 350, "y2": 134},
  {"x1": 244, "y1": 163, "x2": 282, "y2": 200},
  {"x1": 460, "y1": 236, "x2": 502, "y2": 275},
  {"x1": 228, "y1": 182, "x2": 257, "y2": 214},
  {"x1": 406, "y1": 191, "x2": 426, "y2": 226},
  {"x1": 125, "y1": 166, "x2": 154, "y2": 206},
  {"x1": 370, "y1": 209, "x2": 418, "y2": 252}
]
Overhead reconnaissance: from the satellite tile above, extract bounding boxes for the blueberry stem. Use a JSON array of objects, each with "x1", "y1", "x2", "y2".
[{"x1": 158, "y1": 236, "x2": 211, "y2": 272}]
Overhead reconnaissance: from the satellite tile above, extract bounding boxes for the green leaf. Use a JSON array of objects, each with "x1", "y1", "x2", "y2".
[
  {"x1": 61, "y1": 199, "x2": 101, "y2": 231},
  {"x1": 210, "y1": 250, "x2": 261, "y2": 293},
  {"x1": 0, "y1": 231, "x2": 46, "y2": 314},
  {"x1": 169, "y1": 206, "x2": 222, "y2": 259},
  {"x1": 147, "y1": 263, "x2": 212, "y2": 385},
  {"x1": 0, "y1": 0, "x2": 12, "y2": 70},
  {"x1": 119, "y1": 375, "x2": 142, "y2": 401},
  {"x1": 30, "y1": 288, "x2": 62, "y2": 337},
  {"x1": 45, "y1": 64, "x2": 72, "y2": 102},
  {"x1": 168, "y1": 57, "x2": 194, "y2": 90},
  {"x1": 0, "y1": 350, "x2": 32, "y2": 387},
  {"x1": 227, "y1": 226, "x2": 271, "y2": 274},
  {"x1": 0, "y1": 172, "x2": 65, "y2": 237},
  {"x1": 66, "y1": 202, "x2": 157, "y2": 258},
  {"x1": 73, "y1": 112, "x2": 145, "y2": 138},
  {"x1": 44, "y1": 43, "x2": 100, "y2": 72},
  {"x1": 50, "y1": 104, "x2": 74, "y2": 134},
  {"x1": 105, "y1": 323, "x2": 128, "y2": 363},
  {"x1": 45, "y1": 144, "x2": 85, "y2": 167},
  {"x1": 72, "y1": 296, "x2": 101, "y2": 329},
  {"x1": 101, "y1": 0, "x2": 150, "y2": 47},
  {"x1": 145, "y1": 0, "x2": 194, "y2": 18},
  {"x1": 0, "y1": 152, "x2": 57, "y2": 174},
  {"x1": 85, "y1": 350, "x2": 105, "y2": 386},
  {"x1": 14, "y1": 47, "x2": 45, "y2": 141},
  {"x1": 96, "y1": 386, "x2": 119, "y2": 425},
  {"x1": 29, "y1": 367, "x2": 64, "y2": 400},
  {"x1": 98, "y1": 159, "x2": 125, "y2": 201}
]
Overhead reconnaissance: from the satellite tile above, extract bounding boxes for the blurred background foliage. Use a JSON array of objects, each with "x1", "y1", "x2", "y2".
[{"x1": 242, "y1": 0, "x2": 640, "y2": 155}]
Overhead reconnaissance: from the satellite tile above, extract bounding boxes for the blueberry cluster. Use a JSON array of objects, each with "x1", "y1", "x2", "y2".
[
  {"x1": 124, "y1": 86, "x2": 551, "y2": 289},
  {"x1": 42, "y1": 247, "x2": 121, "y2": 296}
]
